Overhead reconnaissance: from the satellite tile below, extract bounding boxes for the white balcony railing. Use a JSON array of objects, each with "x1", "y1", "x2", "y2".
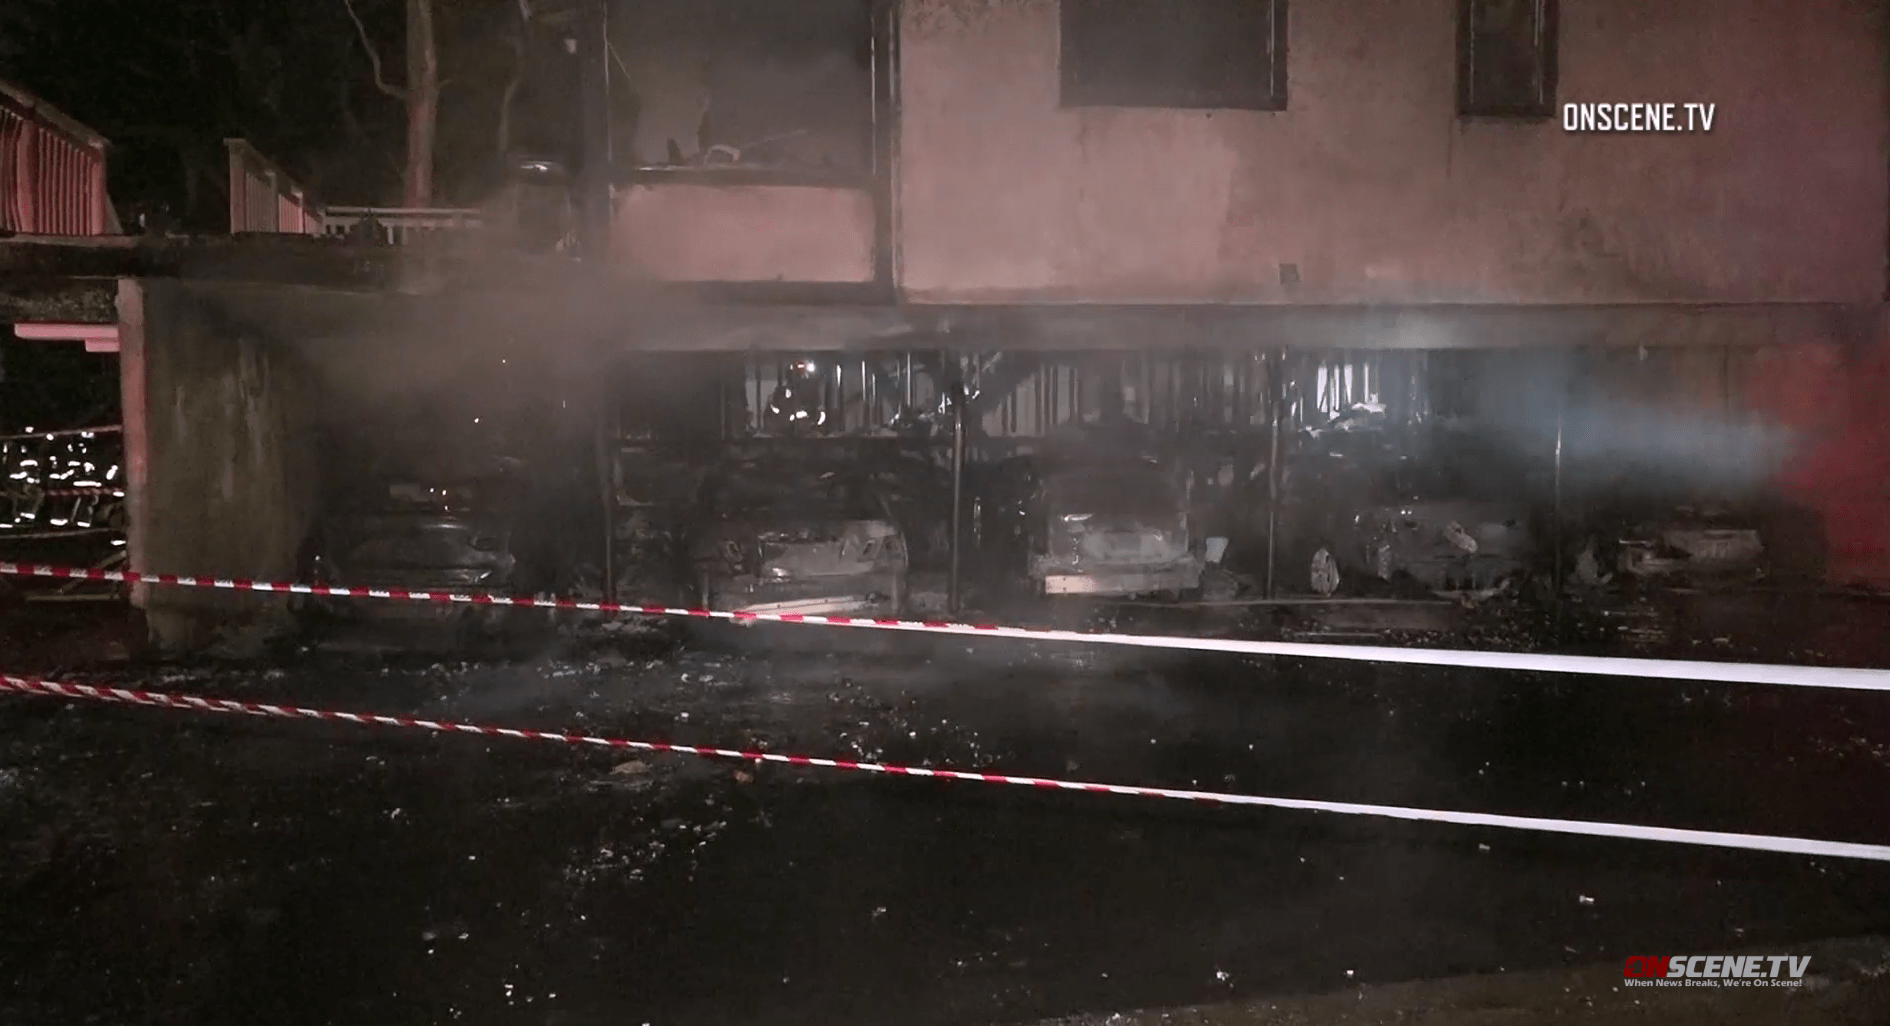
[
  {"x1": 321, "y1": 206, "x2": 484, "y2": 246},
  {"x1": 225, "y1": 138, "x2": 323, "y2": 235}
]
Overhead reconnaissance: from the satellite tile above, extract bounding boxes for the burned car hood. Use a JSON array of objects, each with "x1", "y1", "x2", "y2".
[
  {"x1": 1367, "y1": 500, "x2": 1532, "y2": 554},
  {"x1": 1619, "y1": 519, "x2": 1764, "y2": 569},
  {"x1": 694, "y1": 517, "x2": 907, "y2": 580}
]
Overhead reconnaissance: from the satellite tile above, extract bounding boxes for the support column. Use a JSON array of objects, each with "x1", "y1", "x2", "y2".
[
  {"x1": 115, "y1": 280, "x2": 149, "y2": 611},
  {"x1": 948, "y1": 381, "x2": 966, "y2": 615},
  {"x1": 1264, "y1": 349, "x2": 1284, "y2": 599},
  {"x1": 574, "y1": 0, "x2": 613, "y2": 259}
]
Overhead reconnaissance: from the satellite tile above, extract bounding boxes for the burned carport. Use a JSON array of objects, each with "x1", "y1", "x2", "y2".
[
  {"x1": 588, "y1": 299, "x2": 1882, "y2": 629},
  {"x1": 3, "y1": 221, "x2": 1880, "y2": 653}
]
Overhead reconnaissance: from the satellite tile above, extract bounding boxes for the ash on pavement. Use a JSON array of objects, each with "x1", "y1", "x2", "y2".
[{"x1": 1, "y1": 598, "x2": 1889, "y2": 1025}]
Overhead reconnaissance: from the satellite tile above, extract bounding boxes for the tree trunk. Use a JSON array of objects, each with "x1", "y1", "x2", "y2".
[{"x1": 403, "y1": 0, "x2": 438, "y2": 208}]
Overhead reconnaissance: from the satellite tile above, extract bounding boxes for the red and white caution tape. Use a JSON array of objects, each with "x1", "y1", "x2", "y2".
[
  {"x1": 4, "y1": 673, "x2": 1888, "y2": 863},
  {"x1": 4, "y1": 561, "x2": 1890, "y2": 692}
]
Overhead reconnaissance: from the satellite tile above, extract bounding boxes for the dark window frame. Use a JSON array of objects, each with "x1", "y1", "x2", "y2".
[
  {"x1": 1059, "y1": 0, "x2": 1289, "y2": 112},
  {"x1": 1456, "y1": 0, "x2": 1558, "y2": 119}
]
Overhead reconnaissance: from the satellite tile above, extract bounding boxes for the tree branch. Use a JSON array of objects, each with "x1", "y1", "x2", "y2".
[{"x1": 340, "y1": 0, "x2": 407, "y2": 101}]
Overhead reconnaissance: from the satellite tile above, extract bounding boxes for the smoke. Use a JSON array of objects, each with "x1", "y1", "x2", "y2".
[{"x1": 1424, "y1": 348, "x2": 1803, "y2": 504}]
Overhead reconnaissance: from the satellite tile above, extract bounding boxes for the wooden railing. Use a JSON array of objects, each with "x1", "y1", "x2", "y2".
[
  {"x1": 1, "y1": 79, "x2": 113, "y2": 236},
  {"x1": 225, "y1": 138, "x2": 323, "y2": 235}
]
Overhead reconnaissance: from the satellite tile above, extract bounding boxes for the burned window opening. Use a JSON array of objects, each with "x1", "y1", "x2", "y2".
[
  {"x1": 608, "y1": 0, "x2": 877, "y2": 176},
  {"x1": 1456, "y1": 0, "x2": 1557, "y2": 119},
  {"x1": 1060, "y1": 0, "x2": 1288, "y2": 112}
]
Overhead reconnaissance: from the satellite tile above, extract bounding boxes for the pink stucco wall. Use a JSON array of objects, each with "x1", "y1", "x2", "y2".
[
  {"x1": 613, "y1": 183, "x2": 875, "y2": 283},
  {"x1": 897, "y1": 0, "x2": 1887, "y2": 305}
]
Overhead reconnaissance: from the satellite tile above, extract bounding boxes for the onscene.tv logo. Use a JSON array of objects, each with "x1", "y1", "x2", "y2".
[
  {"x1": 1623, "y1": 955, "x2": 1811, "y2": 988},
  {"x1": 1562, "y1": 102, "x2": 1716, "y2": 132}
]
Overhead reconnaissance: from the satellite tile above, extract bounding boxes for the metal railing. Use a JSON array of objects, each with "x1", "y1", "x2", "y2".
[{"x1": 321, "y1": 206, "x2": 483, "y2": 246}]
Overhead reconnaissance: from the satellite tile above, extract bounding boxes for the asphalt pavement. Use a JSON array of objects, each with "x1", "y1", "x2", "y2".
[{"x1": 1, "y1": 593, "x2": 1889, "y2": 1025}]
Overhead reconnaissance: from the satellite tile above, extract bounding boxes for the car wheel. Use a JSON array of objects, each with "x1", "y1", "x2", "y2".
[{"x1": 1310, "y1": 546, "x2": 1342, "y2": 597}]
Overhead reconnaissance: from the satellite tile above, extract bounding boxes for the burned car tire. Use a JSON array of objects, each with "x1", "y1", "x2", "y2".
[{"x1": 1309, "y1": 545, "x2": 1343, "y2": 598}]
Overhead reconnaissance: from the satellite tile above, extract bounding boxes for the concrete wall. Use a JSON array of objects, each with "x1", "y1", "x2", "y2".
[
  {"x1": 897, "y1": 0, "x2": 1888, "y2": 305},
  {"x1": 121, "y1": 280, "x2": 320, "y2": 653}
]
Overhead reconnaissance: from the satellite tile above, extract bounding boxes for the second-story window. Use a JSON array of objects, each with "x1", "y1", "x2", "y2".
[
  {"x1": 1060, "y1": 0, "x2": 1288, "y2": 111},
  {"x1": 1457, "y1": 0, "x2": 1557, "y2": 118}
]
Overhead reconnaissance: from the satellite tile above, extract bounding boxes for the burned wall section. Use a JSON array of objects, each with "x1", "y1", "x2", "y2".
[{"x1": 129, "y1": 281, "x2": 320, "y2": 653}]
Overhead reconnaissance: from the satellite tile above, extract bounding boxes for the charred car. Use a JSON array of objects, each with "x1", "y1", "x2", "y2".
[
  {"x1": 296, "y1": 464, "x2": 555, "y2": 639},
  {"x1": 685, "y1": 456, "x2": 911, "y2": 617},
  {"x1": 1273, "y1": 430, "x2": 1539, "y2": 598},
  {"x1": 977, "y1": 453, "x2": 1204, "y2": 599},
  {"x1": 1568, "y1": 495, "x2": 1822, "y2": 591}
]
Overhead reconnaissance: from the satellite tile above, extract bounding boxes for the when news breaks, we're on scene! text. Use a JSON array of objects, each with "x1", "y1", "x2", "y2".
[
  {"x1": 1622, "y1": 955, "x2": 1811, "y2": 988},
  {"x1": 1563, "y1": 102, "x2": 1717, "y2": 132}
]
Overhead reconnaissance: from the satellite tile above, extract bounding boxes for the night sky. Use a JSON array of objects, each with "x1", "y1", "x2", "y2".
[{"x1": 0, "y1": 0, "x2": 547, "y2": 227}]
